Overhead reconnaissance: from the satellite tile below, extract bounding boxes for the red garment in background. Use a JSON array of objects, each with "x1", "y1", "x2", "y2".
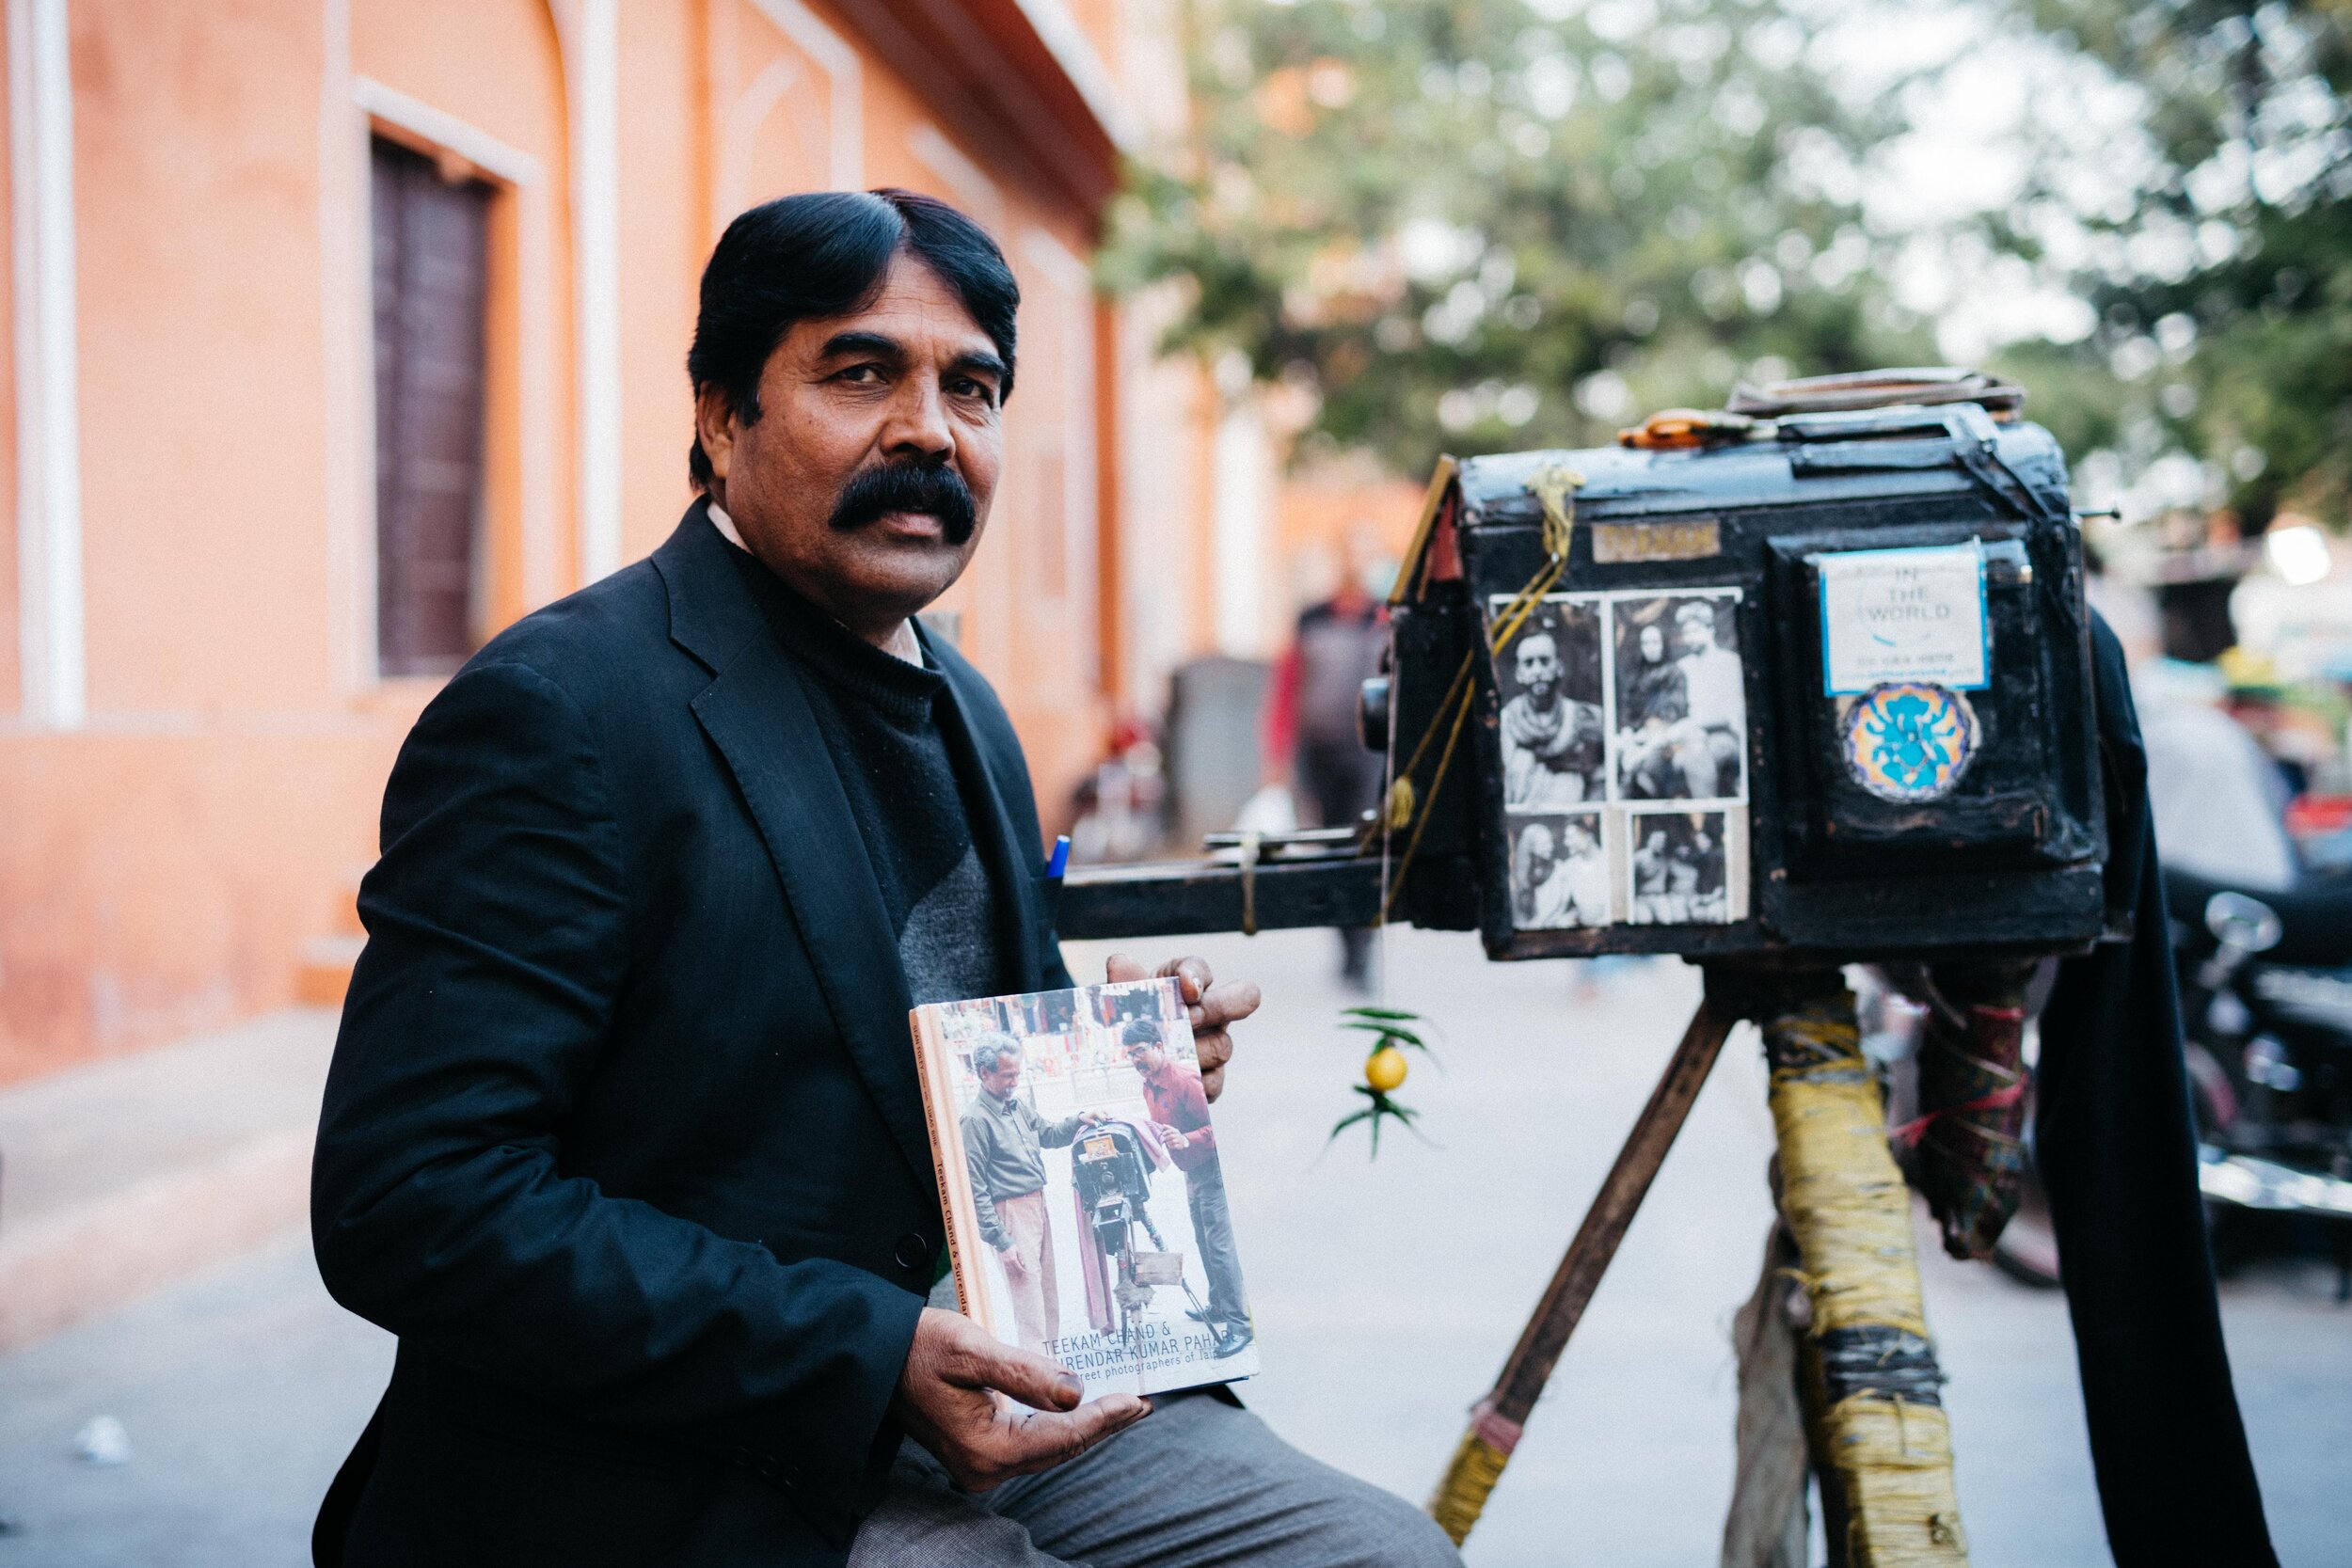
[{"x1": 1262, "y1": 590, "x2": 1385, "y2": 771}]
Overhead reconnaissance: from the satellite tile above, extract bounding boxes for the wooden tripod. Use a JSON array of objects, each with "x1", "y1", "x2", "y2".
[{"x1": 1427, "y1": 972, "x2": 1970, "y2": 1567}]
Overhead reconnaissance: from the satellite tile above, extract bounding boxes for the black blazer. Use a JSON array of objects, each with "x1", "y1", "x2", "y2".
[{"x1": 311, "y1": 504, "x2": 1074, "y2": 1568}]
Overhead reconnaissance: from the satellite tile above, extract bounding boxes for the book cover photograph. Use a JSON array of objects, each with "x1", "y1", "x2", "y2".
[{"x1": 910, "y1": 976, "x2": 1259, "y2": 1399}]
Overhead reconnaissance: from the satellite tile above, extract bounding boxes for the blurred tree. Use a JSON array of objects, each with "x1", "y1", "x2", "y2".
[
  {"x1": 1994, "y1": 0, "x2": 2351, "y2": 528},
  {"x1": 1102, "y1": 0, "x2": 1936, "y2": 477}
]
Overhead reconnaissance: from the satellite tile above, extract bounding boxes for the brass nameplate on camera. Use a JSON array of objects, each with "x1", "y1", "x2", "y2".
[{"x1": 1592, "y1": 519, "x2": 1722, "y2": 562}]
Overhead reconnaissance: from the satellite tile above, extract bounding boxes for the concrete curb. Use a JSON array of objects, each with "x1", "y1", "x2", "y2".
[
  {"x1": 0, "y1": 1128, "x2": 312, "y2": 1353},
  {"x1": 0, "y1": 1007, "x2": 336, "y2": 1353}
]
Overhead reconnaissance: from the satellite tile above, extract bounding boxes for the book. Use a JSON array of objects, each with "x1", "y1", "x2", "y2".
[{"x1": 910, "y1": 975, "x2": 1260, "y2": 1399}]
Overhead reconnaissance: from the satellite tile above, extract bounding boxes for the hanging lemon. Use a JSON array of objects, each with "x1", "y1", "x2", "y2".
[{"x1": 1328, "y1": 1005, "x2": 1437, "y2": 1157}]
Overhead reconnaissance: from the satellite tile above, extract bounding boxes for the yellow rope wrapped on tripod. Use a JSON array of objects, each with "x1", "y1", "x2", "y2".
[
  {"x1": 1428, "y1": 1429, "x2": 1509, "y2": 1545},
  {"x1": 1822, "y1": 1398, "x2": 1969, "y2": 1564},
  {"x1": 1764, "y1": 990, "x2": 1969, "y2": 1567}
]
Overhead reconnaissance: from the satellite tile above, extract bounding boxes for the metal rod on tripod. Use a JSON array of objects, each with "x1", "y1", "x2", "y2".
[{"x1": 1428, "y1": 995, "x2": 1738, "y2": 1544}]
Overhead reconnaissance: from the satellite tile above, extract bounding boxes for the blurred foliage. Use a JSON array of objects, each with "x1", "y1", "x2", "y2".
[
  {"x1": 1998, "y1": 0, "x2": 2352, "y2": 527},
  {"x1": 1100, "y1": 0, "x2": 1935, "y2": 477},
  {"x1": 1104, "y1": 0, "x2": 2352, "y2": 528}
]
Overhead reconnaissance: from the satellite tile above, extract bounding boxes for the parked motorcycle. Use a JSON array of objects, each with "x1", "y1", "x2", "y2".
[
  {"x1": 2169, "y1": 870, "x2": 2352, "y2": 1296},
  {"x1": 1862, "y1": 870, "x2": 2352, "y2": 1295}
]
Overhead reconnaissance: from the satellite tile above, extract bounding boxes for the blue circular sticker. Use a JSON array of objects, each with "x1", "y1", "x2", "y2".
[{"x1": 1841, "y1": 683, "x2": 1978, "y2": 802}]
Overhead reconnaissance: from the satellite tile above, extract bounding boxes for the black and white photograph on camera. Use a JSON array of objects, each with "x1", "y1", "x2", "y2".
[
  {"x1": 1611, "y1": 591, "x2": 1747, "y2": 803},
  {"x1": 1507, "y1": 811, "x2": 1613, "y2": 928},
  {"x1": 1489, "y1": 595, "x2": 1607, "y2": 810},
  {"x1": 1626, "y1": 809, "x2": 1736, "y2": 925}
]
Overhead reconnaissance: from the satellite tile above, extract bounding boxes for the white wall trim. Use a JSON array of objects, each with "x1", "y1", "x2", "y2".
[
  {"x1": 353, "y1": 75, "x2": 545, "y2": 192},
  {"x1": 909, "y1": 123, "x2": 1004, "y2": 236},
  {"x1": 749, "y1": 0, "x2": 861, "y2": 189},
  {"x1": 352, "y1": 75, "x2": 563, "y2": 626},
  {"x1": 1023, "y1": 229, "x2": 1099, "y2": 686},
  {"x1": 555, "y1": 0, "x2": 622, "y2": 583},
  {"x1": 9, "y1": 0, "x2": 83, "y2": 726},
  {"x1": 1007, "y1": 0, "x2": 1141, "y2": 152}
]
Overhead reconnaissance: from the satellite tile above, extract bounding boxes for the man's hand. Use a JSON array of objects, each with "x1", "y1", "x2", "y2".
[
  {"x1": 1104, "y1": 955, "x2": 1261, "y2": 1102},
  {"x1": 1076, "y1": 1111, "x2": 1106, "y2": 1128},
  {"x1": 892, "y1": 1308, "x2": 1148, "y2": 1491},
  {"x1": 997, "y1": 1244, "x2": 1027, "y2": 1281}
]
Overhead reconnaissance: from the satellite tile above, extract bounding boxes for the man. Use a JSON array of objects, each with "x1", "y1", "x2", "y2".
[
  {"x1": 1120, "y1": 1018, "x2": 1249, "y2": 1356},
  {"x1": 1668, "y1": 600, "x2": 1744, "y2": 798},
  {"x1": 1631, "y1": 825, "x2": 1683, "y2": 923},
  {"x1": 1499, "y1": 626, "x2": 1603, "y2": 809},
  {"x1": 1669, "y1": 823, "x2": 1724, "y2": 922},
  {"x1": 310, "y1": 188, "x2": 1454, "y2": 1568},
  {"x1": 961, "y1": 1034, "x2": 1098, "y2": 1354},
  {"x1": 1263, "y1": 529, "x2": 1389, "y2": 987}
]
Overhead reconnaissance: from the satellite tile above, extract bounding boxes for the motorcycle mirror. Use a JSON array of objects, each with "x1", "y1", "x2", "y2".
[{"x1": 2205, "y1": 891, "x2": 2284, "y2": 955}]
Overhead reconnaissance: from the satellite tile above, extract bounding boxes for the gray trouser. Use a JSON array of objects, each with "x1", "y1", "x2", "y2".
[
  {"x1": 848, "y1": 1390, "x2": 1460, "y2": 1568},
  {"x1": 1184, "y1": 1163, "x2": 1248, "y2": 1329}
]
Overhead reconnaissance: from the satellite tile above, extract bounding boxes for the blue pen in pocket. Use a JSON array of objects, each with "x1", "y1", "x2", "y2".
[{"x1": 1038, "y1": 834, "x2": 1072, "y2": 934}]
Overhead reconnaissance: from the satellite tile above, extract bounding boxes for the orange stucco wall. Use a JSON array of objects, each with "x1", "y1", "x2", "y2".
[
  {"x1": 0, "y1": 0, "x2": 1173, "y2": 1085},
  {"x1": 75, "y1": 0, "x2": 334, "y2": 714}
]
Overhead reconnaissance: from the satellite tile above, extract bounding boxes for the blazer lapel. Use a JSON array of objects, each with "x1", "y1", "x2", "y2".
[{"x1": 656, "y1": 512, "x2": 932, "y2": 1183}]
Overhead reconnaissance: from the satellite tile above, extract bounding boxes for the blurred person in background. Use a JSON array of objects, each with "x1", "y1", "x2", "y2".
[{"x1": 1262, "y1": 528, "x2": 1391, "y2": 989}]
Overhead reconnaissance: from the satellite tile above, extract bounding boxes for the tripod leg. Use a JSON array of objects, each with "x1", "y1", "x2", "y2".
[
  {"x1": 1762, "y1": 977, "x2": 1968, "y2": 1566},
  {"x1": 1136, "y1": 1206, "x2": 1211, "y2": 1317},
  {"x1": 1428, "y1": 995, "x2": 1736, "y2": 1544}
]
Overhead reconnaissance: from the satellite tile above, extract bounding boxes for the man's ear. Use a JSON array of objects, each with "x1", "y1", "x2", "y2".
[{"x1": 693, "y1": 386, "x2": 737, "y2": 484}]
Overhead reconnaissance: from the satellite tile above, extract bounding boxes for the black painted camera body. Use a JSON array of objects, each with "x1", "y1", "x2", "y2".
[{"x1": 1379, "y1": 402, "x2": 2107, "y2": 963}]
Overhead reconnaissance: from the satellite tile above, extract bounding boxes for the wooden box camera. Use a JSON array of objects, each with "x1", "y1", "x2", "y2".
[{"x1": 1377, "y1": 401, "x2": 2109, "y2": 962}]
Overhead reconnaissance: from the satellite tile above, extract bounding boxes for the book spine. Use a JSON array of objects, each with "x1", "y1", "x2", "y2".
[{"x1": 907, "y1": 1006, "x2": 991, "y2": 1336}]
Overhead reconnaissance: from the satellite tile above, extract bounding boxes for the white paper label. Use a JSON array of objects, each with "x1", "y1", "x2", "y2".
[{"x1": 1817, "y1": 543, "x2": 1988, "y2": 694}]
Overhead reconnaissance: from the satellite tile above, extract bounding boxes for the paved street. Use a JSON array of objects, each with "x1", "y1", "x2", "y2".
[{"x1": 1, "y1": 926, "x2": 2345, "y2": 1565}]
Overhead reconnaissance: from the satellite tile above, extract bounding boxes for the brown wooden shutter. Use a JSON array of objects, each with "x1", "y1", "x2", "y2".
[{"x1": 372, "y1": 137, "x2": 492, "y2": 677}]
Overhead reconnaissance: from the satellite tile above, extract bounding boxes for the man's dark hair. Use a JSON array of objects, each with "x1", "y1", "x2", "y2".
[
  {"x1": 686, "y1": 188, "x2": 1019, "y2": 490},
  {"x1": 1121, "y1": 1018, "x2": 1164, "y2": 1053}
]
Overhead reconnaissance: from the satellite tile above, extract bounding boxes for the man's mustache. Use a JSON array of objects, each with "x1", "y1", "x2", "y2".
[{"x1": 826, "y1": 462, "x2": 977, "y2": 545}]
